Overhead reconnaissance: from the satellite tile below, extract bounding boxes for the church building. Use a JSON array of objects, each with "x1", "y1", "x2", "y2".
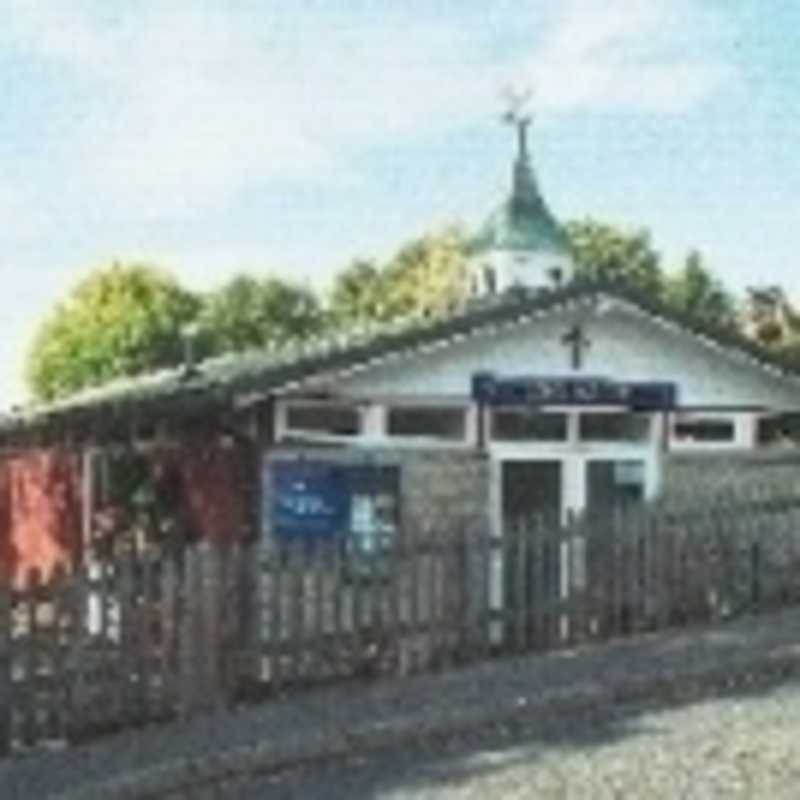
[
  {"x1": 261, "y1": 111, "x2": 800, "y2": 549},
  {"x1": 2, "y1": 110, "x2": 800, "y2": 576}
]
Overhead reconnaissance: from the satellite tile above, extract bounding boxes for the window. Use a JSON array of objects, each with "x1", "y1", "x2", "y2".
[
  {"x1": 492, "y1": 410, "x2": 568, "y2": 442},
  {"x1": 672, "y1": 418, "x2": 734, "y2": 443},
  {"x1": 483, "y1": 265, "x2": 497, "y2": 294},
  {"x1": 345, "y1": 466, "x2": 399, "y2": 577},
  {"x1": 758, "y1": 414, "x2": 800, "y2": 447},
  {"x1": 284, "y1": 403, "x2": 360, "y2": 437},
  {"x1": 387, "y1": 406, "x2": 466, "y2": 440},
  {"x1": 579, "y1": 413, "x2": 650, "y2": 443},
  {"x1": 586, "y1": 460, "x2": 646, "y2": 512}
]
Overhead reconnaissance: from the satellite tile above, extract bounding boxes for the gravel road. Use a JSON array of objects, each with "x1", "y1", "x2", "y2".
[{"x1": 220, "y1": 679, "x2": 800, "y2": 799}]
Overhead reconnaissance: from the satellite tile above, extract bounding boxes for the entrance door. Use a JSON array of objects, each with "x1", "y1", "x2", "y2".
[
  {"x1": 500, "y1": 460, "x2": 562, "y2": 528},
  {"x1": 496, "y1": 460, "x2": 563, "y2": 643},
  {"x1": 585, "y1": 459, "x2": 647, "y2": 514}
]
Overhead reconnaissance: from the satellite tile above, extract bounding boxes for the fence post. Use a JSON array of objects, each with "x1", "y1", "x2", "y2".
[
  {"x1": 750, "y1": 540, "x2": 761, "y2": 612},
  {"x1": 0, "y1": 576, "x2": 10, "y2": 757}
]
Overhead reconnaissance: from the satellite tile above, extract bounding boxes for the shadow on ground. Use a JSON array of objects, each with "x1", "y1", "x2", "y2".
[{"x1": 234, "y1": 639, "x2": 800, "y2": 799}]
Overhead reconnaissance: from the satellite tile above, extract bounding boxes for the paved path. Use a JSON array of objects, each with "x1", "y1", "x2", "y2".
[
  {"x1": 1, "y1": 606, "x2": 799, "y2": 799},
  {"x1": 231, "y1": 680, "x2": 800, "y2": 799}
]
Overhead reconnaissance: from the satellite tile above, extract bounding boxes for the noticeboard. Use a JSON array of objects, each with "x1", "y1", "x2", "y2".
[{"x1": 271, "y1": 461, "x2": 350, "y2": 542}]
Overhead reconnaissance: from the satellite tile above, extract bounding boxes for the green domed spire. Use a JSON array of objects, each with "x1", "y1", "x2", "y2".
[{"x1": 471, "y1": 109, "x2": 571, "y2": 256}]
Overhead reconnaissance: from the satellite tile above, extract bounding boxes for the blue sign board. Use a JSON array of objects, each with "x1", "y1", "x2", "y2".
[
  {"x1": 272, "y1": 461, "x2": 350, "y2": 542},
  {"x1": 471, "y1": 372, "x2": 676, "y2": 411}
]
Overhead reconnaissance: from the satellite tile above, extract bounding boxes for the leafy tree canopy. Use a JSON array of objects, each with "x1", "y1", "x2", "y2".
[
  {"x1": 565, "y1": 218, "x2": 665, "y2": 298},
  {"x1": 328, "y1": 259, "x2": 388, "y2": 329},
  {"x1": 26, "y1": 263, "x2": 201, "y2": 402},
  {"x1": 665, "y1": 250, "x2": 738, "y2": 331},
  {"x1": 328, "y1": 226, "x2": 470, "y2": 327},
  {"x1": 200, "y1": 274, "x2": 323, "y2": 355}
]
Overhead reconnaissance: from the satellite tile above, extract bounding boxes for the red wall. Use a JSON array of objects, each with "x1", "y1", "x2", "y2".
[
  {"x1": 0, "y1": 448, "x2": 82, "y2": 585},
  {"x1": 0, "y1": 441, "x2": 251, "y2": 586}
]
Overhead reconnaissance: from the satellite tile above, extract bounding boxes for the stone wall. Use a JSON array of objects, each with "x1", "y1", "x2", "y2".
[{"x1": 661, "y1": 450, "x2": 800, "y2": 503}]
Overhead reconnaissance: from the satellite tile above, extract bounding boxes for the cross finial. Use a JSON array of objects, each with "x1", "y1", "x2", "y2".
[
  {"x1": 561, "y1": 323, "x2": 591, "y2": 371},
  {"x1": 501, "y1": 85, "x2": 534, "y2": 159}
]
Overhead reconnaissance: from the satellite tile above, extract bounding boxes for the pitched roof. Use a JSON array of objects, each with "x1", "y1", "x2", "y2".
[{"x1": 3, "y1": 279, "x2": 800, "y2": 437}]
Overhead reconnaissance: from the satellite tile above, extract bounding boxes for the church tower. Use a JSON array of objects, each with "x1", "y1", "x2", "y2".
[{"x1": 469, "y1": 99, "x2": 574, "y2": 297}]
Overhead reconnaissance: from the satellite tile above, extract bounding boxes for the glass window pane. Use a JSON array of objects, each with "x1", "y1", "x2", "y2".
[
  {"x1": 579, "y1": 413, "x2": 650, "y2": 442},
  {"x1": 387, "y1": 407, "x2": 466, "y2": 439},
  {"x1": 586, "y1": 459, "x2": 645, "y2": 512},
  {"x1": 491, "y1": 410, "x2": 568, "y2": 441},
  {"x1": 673, "y1": 418, "x2": 734, "y2": 443},
  {"x1": 285, "y1": 404, "x2": 360, "y2": 436}
]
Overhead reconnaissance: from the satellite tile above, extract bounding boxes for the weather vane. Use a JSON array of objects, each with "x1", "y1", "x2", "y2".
[{"x1": 501, "y1": 84, "x2": 534, "y2": 158}]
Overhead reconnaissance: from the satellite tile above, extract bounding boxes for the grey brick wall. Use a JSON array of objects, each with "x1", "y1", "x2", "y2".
[{"x1": 662, "y1": 450, "x2": 800, "y2": 502}]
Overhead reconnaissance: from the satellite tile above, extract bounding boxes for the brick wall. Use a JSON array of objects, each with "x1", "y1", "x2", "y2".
[{"x1": 662, "y1": 450, "x2": 800, "y2": 502}]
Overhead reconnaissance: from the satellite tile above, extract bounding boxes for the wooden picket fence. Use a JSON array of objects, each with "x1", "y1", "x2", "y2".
[
  {"x1": 0, "y1": 542, "x2": 242, "y2": 756},
  {"x1": 249, "y1": 495, "x2": 800, "y2": 695},
  {"x1": 3, "y1": 489, "x2": 800, "y2": 755}
]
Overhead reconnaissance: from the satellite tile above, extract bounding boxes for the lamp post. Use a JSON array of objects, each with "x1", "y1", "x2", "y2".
[{"x1": 181, "y1": 322, "x2": 201, "y2": 377}]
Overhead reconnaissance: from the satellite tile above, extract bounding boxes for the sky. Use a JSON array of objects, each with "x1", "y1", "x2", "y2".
[{"x1": 0, "y1": 0, "x2": 798, "y2": 405}]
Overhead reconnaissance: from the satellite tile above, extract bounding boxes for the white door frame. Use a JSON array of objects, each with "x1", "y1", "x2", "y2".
[{"x1": 489, "y1": 445, "x2": 659, "y2": 531}]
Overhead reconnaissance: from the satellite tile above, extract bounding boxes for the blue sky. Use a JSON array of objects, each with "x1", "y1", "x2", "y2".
[{"x1": 0, "y1": 0, "x2": 798, "y2": 404}]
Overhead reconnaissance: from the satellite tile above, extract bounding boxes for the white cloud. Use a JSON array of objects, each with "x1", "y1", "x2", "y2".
[
  {"x1": 1, "y1": 0, "x2": 735, "y2": 225},
  {"x1": 4, "y1": 2, "x2": 503, "y2": 220},
  {"x1": 522, "y1": 0, "x2": 735, "y2": 114}
]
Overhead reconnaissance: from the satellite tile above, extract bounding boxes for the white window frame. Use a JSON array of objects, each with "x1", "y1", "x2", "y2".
[
  {"x1": 487, "y1": 406, "x2": 657, "y2": 451},
  {"x1": 668, "y1": 411, "x2": 755, "y2": 452},
  {"x1": 577, "y1": 410, "x2": 654, "y2": 445},
  {"x1": 488, "y1": 406, "x2": 571, "y2": 445},
  {"x1": 274, "y1": 397, "x2": 478, "y2": 449},
  {"x1": 381, "y1": 401, "x2": 476, "y2": 449},
  {"x1": 275, "y1": 399, "x2": 364, "y2": 444}
]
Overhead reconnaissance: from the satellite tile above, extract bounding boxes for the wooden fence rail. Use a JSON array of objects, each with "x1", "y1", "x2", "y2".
[{"x1": 3, "y1": 492, "x2": 800, "y2": 755}]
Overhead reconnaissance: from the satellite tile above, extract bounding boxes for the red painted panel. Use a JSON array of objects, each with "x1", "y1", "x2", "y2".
[{"x1": 5, "y1": 449, "x2": 81, "y2": 584}]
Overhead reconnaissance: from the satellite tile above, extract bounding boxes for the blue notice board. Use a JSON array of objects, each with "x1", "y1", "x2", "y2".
[{"x1": 271, "y1": 461, "x2": 350, "y2": 542}]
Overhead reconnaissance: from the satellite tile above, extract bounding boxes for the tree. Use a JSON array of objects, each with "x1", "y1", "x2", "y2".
[
  {"x1": 200, "y1": 274, "x2": 323, "y2": 354},
  {"x1": 381, "y1": 226, "x2": 469, "y2": 318},
  {"x1": 26, "y1": 263, "x2": 201, "y2": 402},
  {"x1": 328, "y1": 259, "x2": 387, "y2": 329},
  {"x1": 327, "y1": 226, "x2": 470, "y2": 328},
  {"x1": 666, "y1": 250, "x2": 738, "y2": 330},
  {"x1": 566, "y1": 219, "x2": 665, "y2": 298}
]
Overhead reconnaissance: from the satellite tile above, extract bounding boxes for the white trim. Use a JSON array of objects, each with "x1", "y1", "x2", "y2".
[
  {"x1": 668, "y1": 410, "x2": 756, "y2": 452},
  {"x1": 275, "y1": 398, "x2": 363, "y2": 443},
  {"x1": 274, "y1": 397, "x2": 479, "y2": 449},
  {"x1": 272, "y1": 291, "x2": 800, "y2": 400}
]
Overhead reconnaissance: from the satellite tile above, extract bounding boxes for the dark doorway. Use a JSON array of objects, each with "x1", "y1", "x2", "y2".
[
  {"x1": 501, "y1": 460, "x2": 562, "y2": 528},
  {"x1": 500, "y1": 460, "x2": 563, "y2": 647}
]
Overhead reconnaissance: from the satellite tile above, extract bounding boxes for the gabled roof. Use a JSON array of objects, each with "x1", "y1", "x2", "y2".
[{"x1": 3, "y1": 279, "x2": 800, "y2": 438}]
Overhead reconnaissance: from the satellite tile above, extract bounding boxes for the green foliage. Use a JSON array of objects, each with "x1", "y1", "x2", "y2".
[
  {"x1": 382, "y1": 226, "x2": 469, "y2": 318},
  {"x1": 200, "y1": 274, "x2": 324, "y2": 354},
  {"x1": 328, "y1": 226, "x2": 469, "y2": 327},
  {"x1": 566, "y1": 219, "x2": 665, "y2": 298},
  {"x1": 329, "y1": 259, "x2": 388, "y2": 328},
  {"x1": 666, "y1": 250, "x2": 738, "y2": 331},
  {"x1": 26, "y1": 263, "x2": 201, "y2": 402}
]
